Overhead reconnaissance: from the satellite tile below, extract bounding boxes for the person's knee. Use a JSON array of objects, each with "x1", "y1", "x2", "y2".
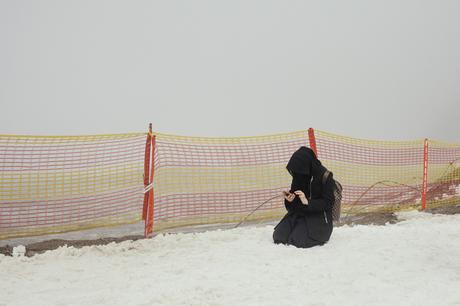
[
  {"x1": 273, "y1": 229, "x2": 288, "y2": 244},
  {"x1": 288, "y1": 235, "x2": 324, "y2": 248},
  {"x1": 301, "y1": 240, "x2": 325, "y2": 248}
]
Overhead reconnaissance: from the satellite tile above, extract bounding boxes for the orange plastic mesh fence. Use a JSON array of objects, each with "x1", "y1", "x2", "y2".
[
  {"x1": 151, "y1": 131, "x2": 309, "y2": 231},
  {"x1": 0, "y1": 133, "x2": 146, "y2": 239},
  {"x1": 426, "y1": 140, "x2": 460, "y2": 208},
  {"x1": 313, "y1": 130, "x2": 427, "y2": 215},
  {"x1": 1, "y1": 130, "x2": 458, "y2": 240}
]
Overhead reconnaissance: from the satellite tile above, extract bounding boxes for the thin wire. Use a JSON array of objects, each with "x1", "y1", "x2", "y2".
[
  {"x1": 343, "y1": 180, "x2": 422, "y2": 217},
  {"x1": 424, "y1": 158, "x2": 460, "y2": 196},
  {"x1": 343, "y1": 157, "x2": 460, "y2": 217},
  {"x1": 234, "y1": 194, "x2": 283, "y2": 228}
]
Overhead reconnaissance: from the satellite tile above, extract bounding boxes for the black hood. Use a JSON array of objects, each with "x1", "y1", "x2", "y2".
[
  {"x1": 286, "y1": 146, "x2": 327, "y2": 193},
  {"x1": 286, "y1": 146, "x2": 326, "y2": 176}
]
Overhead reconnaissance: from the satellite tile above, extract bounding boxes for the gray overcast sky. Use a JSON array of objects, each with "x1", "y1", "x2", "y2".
[{"x1": 0, "y1": 0, "x2": 459, "y2": 141}]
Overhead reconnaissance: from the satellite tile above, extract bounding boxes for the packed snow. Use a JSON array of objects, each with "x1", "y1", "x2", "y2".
[{"x1": 1, "y1": 211, "x2": 459, "y2": 306}]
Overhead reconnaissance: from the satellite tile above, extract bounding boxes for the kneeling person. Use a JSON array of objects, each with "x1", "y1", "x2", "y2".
[{"x1": 273, "y1": 146, "x2": 335, "y2": 248}]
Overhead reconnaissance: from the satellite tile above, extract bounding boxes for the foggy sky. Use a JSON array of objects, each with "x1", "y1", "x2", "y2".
[{"x1": 1, "y1": 0, "x2": 459, "y2": 141}]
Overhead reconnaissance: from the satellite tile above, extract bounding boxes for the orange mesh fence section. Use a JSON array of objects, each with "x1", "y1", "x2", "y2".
[
  {"x1": 427, "y1": 140, "x2": 460, "y2": 208},
  {"x1": 0, "y1": 134, "x2": 146, "y2": 239},
  {"x1": 1, "y1": 129, "x2": 458, "y2": 240},
  {"x1": 314, "y1": 130, "x2": 426, "y2": 215},
  {"x1": 151, "y1": 131, "x2": 310, "y2": 231}
]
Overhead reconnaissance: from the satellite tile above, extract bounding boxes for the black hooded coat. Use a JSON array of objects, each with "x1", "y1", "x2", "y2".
[{"x1": 273, "y1": 146, "x2": 335, "y2": 248}]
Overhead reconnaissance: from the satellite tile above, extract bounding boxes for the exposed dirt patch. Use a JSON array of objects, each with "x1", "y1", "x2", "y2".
[
  {"x1": 0, "y1": 245, "x2": 13, "y2": 257},
  {"x1": 336, "y1": 212, "x2": 399, "y2": 226},
  {"x1": 426, "y1": 203, "x2": 460, "y2": 215},
  {"x1": 0, "y1": 235, "x2": 143, "y2": 257}
]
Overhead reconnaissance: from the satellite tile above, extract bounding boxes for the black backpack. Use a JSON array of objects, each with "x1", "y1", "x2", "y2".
[{"x1": 322, "y1": 170, "x2": 343, "y2": 222}]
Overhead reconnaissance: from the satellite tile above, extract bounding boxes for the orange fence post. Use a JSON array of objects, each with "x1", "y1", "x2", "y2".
[
  {"x1": 308, "y1": 128, "x2": 318, "y2": 157},
  {"x1": 145, "y1": 133, "x2": 155, "y2": 237},
  {"x1": 142, "y1": 124, "x2": 152, "y2": 220},
  {"x1": 143, "y1": 123, "x2": 155, "y2": 237},
  {"x1": 421, "y1": 138, "x2": 429, "y2": 210}
]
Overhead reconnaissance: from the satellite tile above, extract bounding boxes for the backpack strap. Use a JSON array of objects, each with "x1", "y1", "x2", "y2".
[{"x1": 322, "y1": 170, "x2": 330, "y2": 185}]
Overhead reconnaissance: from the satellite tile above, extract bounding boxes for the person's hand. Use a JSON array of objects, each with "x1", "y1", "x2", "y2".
[
  {"x1": 293, "y1": 190, "x2": 308, "y2": 204},
  {"x1": 282, "y1": 191, "x2": 295, "y2": 203}
]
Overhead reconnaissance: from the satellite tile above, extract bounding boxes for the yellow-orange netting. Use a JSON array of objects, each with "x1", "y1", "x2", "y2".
[
  {"x1": 314, "y1": 130, "x2": 426, "y2": 215},
  {"x1": 1, "y1": 129, "x2": 459, "y2": 240},
  {"x1": 426, "y1": 140, "x2": 460, "y2": 209},
  {"x1": 313, "y1": 131, "x2": 459, "y2": 214},
  {"x1": 0, "y1": 133, "x2": 146, "y2": 239},
  {"x1": 151, "y1": 130, "x2": 309, "y2": 232}
]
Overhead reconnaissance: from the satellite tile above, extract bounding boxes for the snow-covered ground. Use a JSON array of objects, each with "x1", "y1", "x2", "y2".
[{"x1": 1, "y1": 211, "x2": 459, "y2": 306}]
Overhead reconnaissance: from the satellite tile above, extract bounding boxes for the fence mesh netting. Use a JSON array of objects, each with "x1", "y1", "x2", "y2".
[
  {"x1": 0, "y1": 129, "x2": 459, "y2": 240},
  {"x1": 314, "y1": 130, "x2": 426, "y2": 215},
  {"x1": 0, "y1": 134, "x2": 146, "y2": 239},
  {"x1": 427, "y1": 140, "x2": 460, "y2": 208},
  {"x1": 151, "y1": 131, "x2": 309, "y2": 231}
]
